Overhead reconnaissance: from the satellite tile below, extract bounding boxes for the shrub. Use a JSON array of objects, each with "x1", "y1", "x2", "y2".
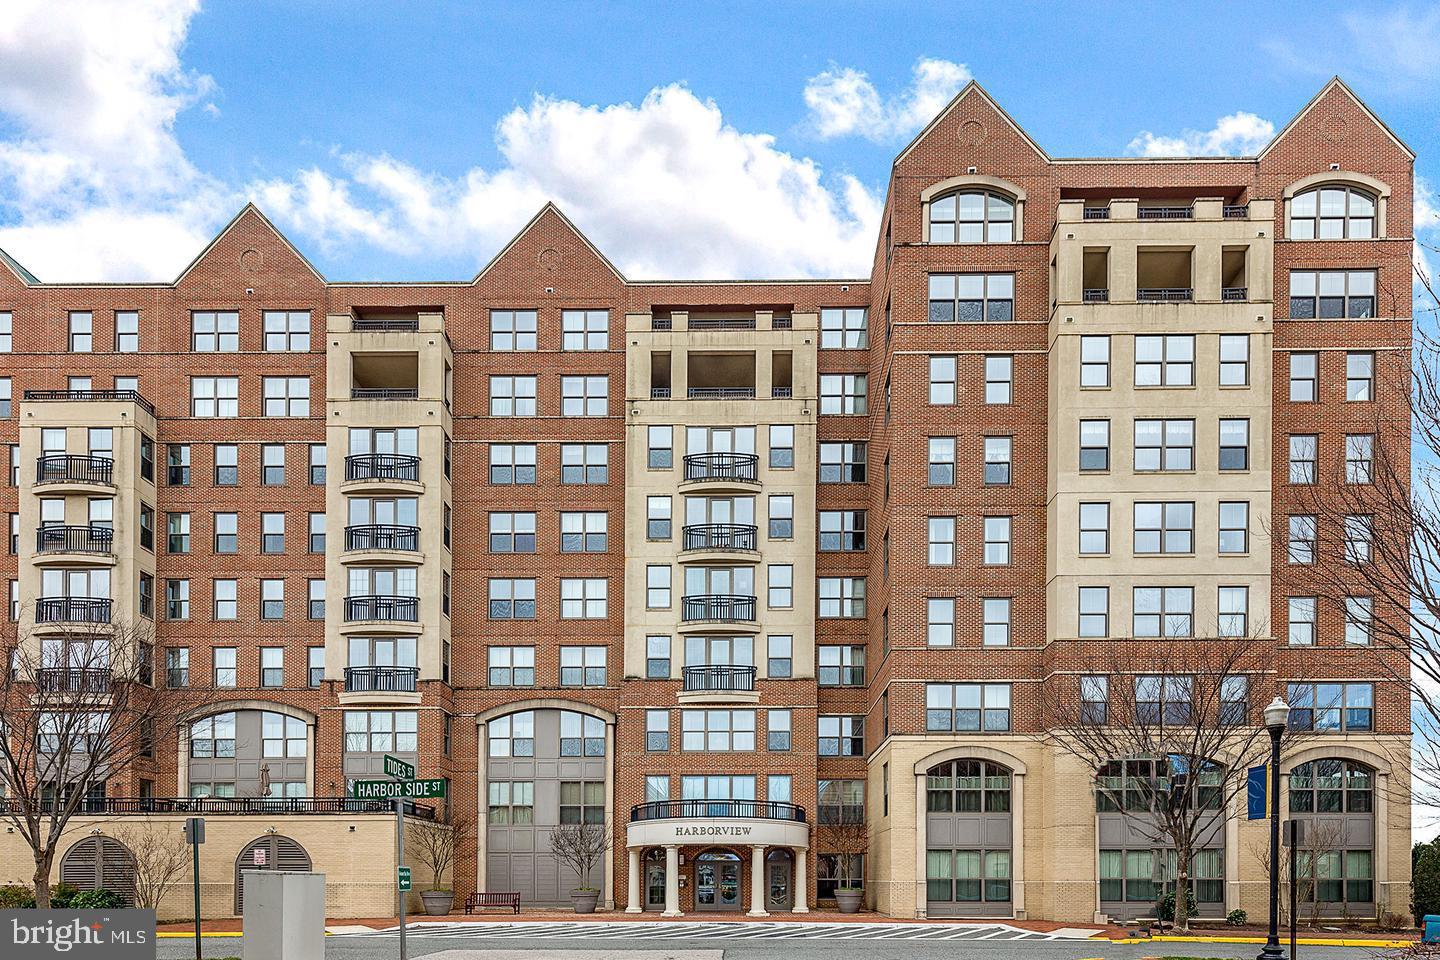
[
  {"x1": 1158, "y1": 888, "x2": 1198, "y2": 923},
  {"x1": 49, "y1": 883, "x2": 80, "y2": 909},
  {"x1": 71, "y1": 889, "x2": 127, "y2": 909},
  {"x1": 0, "y1": 885, "x2": 36, "y2": 909},
  {"x1": 1226, "y1": 908, "x2": 1248, "y2": 926}
]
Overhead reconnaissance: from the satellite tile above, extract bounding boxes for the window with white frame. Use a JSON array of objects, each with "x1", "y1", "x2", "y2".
[
  {"x1": 561, "y1": 376, "x2": 607, "y2": 416},
  {"x1": 1135, "y1": 335, "x2": 1195, "y2": 387},
  {"x1": 489, "y1": 376, "x2": 537, "y2": 416},
  {"x1": 490, "y1": 309, "x2": 537, "y2": 351},
  {"x1": 560, "y1": 578, "x2": 607, "y2": 619},
  {"x1": 820, "y1": 374, "x2": 867, "y2": 414},
  {"x1": 820, "y1": 307, "x2": 867, "y2": 348},
  {"x1": 562, "y1": 309, "x2": 608, "y2": 350},
  {"x1": 190, "y1": 377, "x2": 238, "y2": 417},
  {"x1": 928, "y1": 598, "x2": 955, "y2": 647}
]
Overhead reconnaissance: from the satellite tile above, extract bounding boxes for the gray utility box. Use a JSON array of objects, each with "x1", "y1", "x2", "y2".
[{"x1": 242, "y1": 870, "x2": 326, "y2": 960}]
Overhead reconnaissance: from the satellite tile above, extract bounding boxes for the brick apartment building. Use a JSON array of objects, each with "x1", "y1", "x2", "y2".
[{"x1": 0, "y1": 77, "x2": 1414, "y2": 923}]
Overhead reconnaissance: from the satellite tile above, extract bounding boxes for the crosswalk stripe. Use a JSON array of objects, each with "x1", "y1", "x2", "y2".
[{"x1": 338, "y1": 919, "x2": 1077, "y2": 942}]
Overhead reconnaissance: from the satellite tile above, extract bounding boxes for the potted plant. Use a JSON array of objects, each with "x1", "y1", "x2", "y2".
[
  {"x1": 548, "y1": 821, "x2": 611, "y2": 913},
  {"x1": 820, "y1": 813, "x2": 867, "y2": 914},
  {"x1": 410, "y1": 814, "x2": 467, "y2": 916}
]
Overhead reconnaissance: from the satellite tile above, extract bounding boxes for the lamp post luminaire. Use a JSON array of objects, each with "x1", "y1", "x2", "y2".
[{"x1": 1257, "y1": 696, "x2": 1290, "y2": 960}]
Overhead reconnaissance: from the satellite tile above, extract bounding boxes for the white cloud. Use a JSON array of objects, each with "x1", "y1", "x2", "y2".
[
  {"x1": 1126, "y1": 112, "x2": 1275, "y2": 157},
  {"x1": 802, "y1": 57, "x2": 971, "y2": 143},
  {"x1": 1342, "y1": 7, "x2": 1440, "y2": 88}
]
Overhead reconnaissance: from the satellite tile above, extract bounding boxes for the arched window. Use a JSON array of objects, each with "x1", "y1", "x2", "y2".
[
  {"x1": 926, "y1": 759, "x2": 1011, "y2": 812},
  {"x1": 929, "y1": 191, "x2": 1015, "y2": 243},
  {"x1": 1289, "y1": 758, "x2": 1373, "y2": 813},
  {"x1": 1290, "y1": 185, "x2": 1376, "y2": 239}
]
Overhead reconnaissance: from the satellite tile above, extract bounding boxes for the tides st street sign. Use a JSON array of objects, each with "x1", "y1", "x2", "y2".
[{"x1": 351, "y1": 778, "x2": 447, "y2": 801}]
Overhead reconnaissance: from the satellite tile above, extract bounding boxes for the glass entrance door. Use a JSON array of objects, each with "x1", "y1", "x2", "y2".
[
  {"x1": 695, "y1": 854, "x2": 742, "y2": 911},
  {"x1": 645, "y1": 858, "x2": 667, "y2": 911},
  {"x1": 767, "y1": 858, "x2": 792, "y2": 911}
]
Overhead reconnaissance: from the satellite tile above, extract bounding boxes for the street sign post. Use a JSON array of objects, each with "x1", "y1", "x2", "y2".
[
  {"x1": 384, "y1": 754, "x2": 416, "y2": 781},
  {"x1": 351, "y1": 778, "x2": 447, "y2": 801},
  {"x1": 184, "y1": 818, "x2": 204, "y2": 960},
  {"x1": 398, "y1": 866, "x2": 412, "y2": 891}
]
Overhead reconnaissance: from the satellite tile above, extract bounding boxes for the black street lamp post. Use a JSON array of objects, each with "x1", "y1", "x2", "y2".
[{"x1": 1258, "y1": 696, "x2": 1291, "y2": 960}]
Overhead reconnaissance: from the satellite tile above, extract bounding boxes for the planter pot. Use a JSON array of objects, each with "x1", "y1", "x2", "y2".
[
  {"x1": 571, "y1": 889, "x2": 599, "y2": 914},
  {"x1": 420, "y1": 891, "x2": 454, "y2": 916},
  {"x1": 834, "y1": 889, "x2": 863, "y2": 914}
]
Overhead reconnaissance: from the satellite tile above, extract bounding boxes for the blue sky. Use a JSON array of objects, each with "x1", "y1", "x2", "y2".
[{"x1": 0, "y1": 1, "x2": 1436, "y2": 283}]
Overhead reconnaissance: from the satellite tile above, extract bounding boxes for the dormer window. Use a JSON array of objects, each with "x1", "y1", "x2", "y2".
[
  {"x1": 1289, "y1": 185, "x2": 1376, "y2": 239},
  {"x1": 928, "y1": 190, "x2": 1015, "y2": 243}
]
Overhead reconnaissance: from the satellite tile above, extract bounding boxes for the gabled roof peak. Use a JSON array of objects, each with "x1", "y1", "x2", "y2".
[
  {"x1": 174, "y1": 203, "x2": 326, "y2": 284},
  {"x1": 1259, "y1": 75, "x2": 1415, "y2": 161},
  {"x1": 0, "y1": 246, "x2": 39, "y2": 285},
  {"x1": 472, "y1": 201, "x2": 626, "y2": 285},
  {"x1": 894, "y1": 79, "x2": 1050, "y2": 166}
]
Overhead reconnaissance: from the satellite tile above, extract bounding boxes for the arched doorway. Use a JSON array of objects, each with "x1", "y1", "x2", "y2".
[
  {"x1": 694, "y1": 850, "x2": 742, "y2": 911},
  {"x1": 924, "y1": 759, "x2": 1013, "y2": 917},
  {"x1": 1288, "y1": 758, "x2": 1376, "y2": 917},
  {"x1": 765, "y1": 849, "x2": 794, "y2": 911},
  {"x1": 235, "y1": 836, "x2": 311, "y2": 913},
  {"x1": 61, "y1": 836, "x2": 135, "y2": 905},
  {"x1": 643, "y1": 848, "x2": 667, "y2": 911}
]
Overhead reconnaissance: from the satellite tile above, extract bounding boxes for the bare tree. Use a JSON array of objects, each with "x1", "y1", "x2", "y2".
[
  {"x1": 110, "y1": 822, "x2": 191, "y2": 911},
  {"x1": 1039, "y1": 636, "x2": 1306, "y2": 932},
  {"x1": 410, "y1": 814, "x2": 467, "y2": 891},
  {"x1": 1249, "y1": 817, "x2": 1345, "y2": 927},
  {"x1": 547, "y1": 820, "x2": 611, "y2": 893},
  {"x1": 816, "y1": 816, "x2": 867, "y2": 894},
  {"x1": 0, "y1": 615, "x2": 214, "y2": 907}
]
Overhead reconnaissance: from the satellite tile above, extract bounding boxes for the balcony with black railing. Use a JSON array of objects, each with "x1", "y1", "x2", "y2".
[
  {"x1": 344, "y1": 454, "x2": 420, "y2": 483},
  {"x1": 687, "y1": 387, "x2": 755, "y2": 399},
  {"x1": 2, "y1": 795, "x2": 437, "y2": 819},
  {"x1": 35, "y1": 455, "x2": 114, "y2": 486},
  {"x1": 682, "y1": 452, "x2": 759, "y2": 484},
  {"x1": 1137, "y1": 205, "x2": 1194, "y2": 220},
  {"x1": 343, "y1": 595, "x2": 419, "y2": 623},
  {"x1": 36, "y1": 597, "x2": 112, "y2": 624},
  {"x1": 351, "y1": 316, "x2": 420, "y2": 332},
  {"x1": 1083, "y1": 288, "x2": 1110, "y2": 303},
  {"x1": 24, "y1": 389, "x2": 156, "y2": 417},
  {"x1": 631, "y1": 800, "x2": 805, "y2": 823},
  {"x1": 681, "y1": 523, "x2": 758, "y2": 552},
  {"x1": 344, "y1": 665, "x2": 419, "y2": 693},
  {"x1": 1222, "y1": 286, "x2": 1248, "y2": 302},
  {"x1": 1137, "y1": 288, "x2": 1194, "y2": 302},
  {"x1": 681, "y1": 595, "x2": 757, "y2": 623},
  {"x1": 350, "y1": 387, "x2": 419, "y2": 400},
  {"x1": 344, "y1": 525, "x2": 420, "y2": 552},
  {"x1": 36, "y1": 525, "x2": 114, "y2": 555},
  {"x1": 682, "y1": 664, "x2": 756, "y2": 692},
  {"x1": 36, "y1": 667, "x2": 112, "y2": 694}
]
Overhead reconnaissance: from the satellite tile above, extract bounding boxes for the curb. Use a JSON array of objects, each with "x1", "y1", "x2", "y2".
[{"x1": 1109, "y1": 933, "x2": 1413, "y2": 948}]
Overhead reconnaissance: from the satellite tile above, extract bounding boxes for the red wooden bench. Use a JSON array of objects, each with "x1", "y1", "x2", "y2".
[{"x1": 463, "y1": 891, "x2": 521, "y2": 914}]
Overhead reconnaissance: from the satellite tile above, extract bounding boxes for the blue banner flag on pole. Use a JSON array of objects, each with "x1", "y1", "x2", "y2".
[{"x1": 1247, "y1": 764, "x2": 1268, "y2": 819}]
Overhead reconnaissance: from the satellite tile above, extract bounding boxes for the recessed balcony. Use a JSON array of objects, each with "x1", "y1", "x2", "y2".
[
  {"x1": 34, "y1": 455, "x2": 115, "y2": 491},
  {"x1": 34, "y1": 526, "x2": 115, "y2": 565},
  {"x1": 35, "y1": 597, "x2": 112, "y2": 625},
  {"x1": 35, "y1": 667, "x2": 112, "y2": 694},
  {"x1": 342, "y1": 454, "x2": 422, "y2": 494}
]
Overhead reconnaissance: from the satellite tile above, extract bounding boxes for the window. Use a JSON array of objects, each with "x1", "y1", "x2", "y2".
[
  {"x1": 1288, "y1": 515, "x2": 1317, "y2": 564},
  {"x1": 488, "y1": 646, "x2": 535, "y2": 687},
  {"x1": 647, "y1": 426, "x2": 673, "y2": 469},
  {"x1": 983, "y1": 437, "x2": 1012, "y2": 485},
  {"x1": 213, "y1": 513, "x2": 237, "y2": 553},
  {"x1": 68, "y1": 311, "x2": 93, "y2": 351},
  {"x1": 1079, "y1": 420, "x2": 1110, "y2": 471},
  {"x1": 140, "y1": 503, "x2": 154, "y2": 550},
  {"x1": 769, "y1": 425, "x2": 794, "y2": 469},
  {"x1": 489, "y1": 376, "x2": 537, "y2": 416},
  {"x1": 985, "y1": 354, "x2": 1014, "y2": 403},
  {"x1": 166, "y1": 648, "x2": 189, "y2": 687},
  {"x1": 817, "y1": 715, "x2": 864, "y2": 755},
  {"x1": 820, "y1": 307, "x2": 867, "y2": 348},
  {"x1": 1288, "y1": 597, "x2": 1317, "y2": 646},
  {"x1": 818, "y1": 577, "x2": 865, "y2": 617},
  {"x1": 212, "y1": 647, "x2": 236, "y2": 687},
  {"x1": 768, "y1": 711, "x2": 792, "y2": 752},
  {"x1": 261, "y1": 579, "x2": 285, "y2": 620},
  {"x1": 346, "y1": 710, "x2": 419, "y2": 753},
  {"x1": 928, "y1": 438, "x2": 956, "y2": 484},
  {"x1": 1080, "y1": 335, "x2": 1110, "y2": 387},
  {"x1": 1219, "y1": 501, "x2": 1249, "y2": 554},
  {"x1": 1290, "y1": 435, "x2": 1318, "y2": 484},
  {"x1": 167, "y1": 512, "x2": 190, "y2": 553},
  {"x1": 490, "y1": 309, "x2": 537, "y2": 350},
  {"x1": 928, "y1": 598, "x2": 955, "y2": 646},
  {"x1": 167, "y1": 444, "x2": 190, "y2": 485},
  {"x1": 561, "y1": 444, "x2": 607, "y2": 484},
  {"x1": 305, "y1": 443, "x2": 325, "y2": 485},
  {"x1": 1287, "y1": 683, "x2": 1373, "y2": 732},
  {"x1": 192, "y1": 311, "x2": 239, "y2": 351},
  {"x1": 646, "y1": 636, "x2": 671, "y2": 678},
  {"x1": 1135, "y1": 675, "x2": 1194, "y2": 725},
  {"x1": 819, "y1": 510, "x2": 865, "y2": 551},
  {"x1": 0, "y1": 379, "x2": 11, "y2": 419},
  {"x1": 1346, "y1": 351, "x2": 1375, "y2": 401},
  {"x1": 927, "y1": 517, "x2": 956, "y2": 565},
  {"x1": 560, "y1": 578, "x2": 607, "y2": 619},
  {"x1": 307, "y1": 512, "x2": 324, "y2": 553},
  {"x1": 1290, "y1": 184, "x2": 1376, "y2": 239},
  {"x1": 682, "y1": 709, "x2": 756, "y2": 751},
  {"x1": 648, "y1": 565, "x2": 672, "y2": 608},
  {"x1": 1135, "y1": 335, "x2": 1194, "y2": 387},
  {"x1": 1133, "y1": 586, "x2": 1193, "y2": 638},
  {"x1": 1289, "y1": 759, "x2": 1374, "y2": 817},
  {"x1": 562, "y1": 309, "x2": 608, "y2": 350},
  {"x1": 768, "y1": 495, "x2": 793, "y2": 539},
  {"x1": 1290, "y1": 352, "x2": 1318, "y2": 401},
  {"x1": 560, "y1": 512, "x2": 607, "y2": 552},
  {"x1": 1289, "y1": 270, "x2": 1376, "y2": 319},
  {"x1": 1344, "y1": 514, "x2": 1373, "y2": 564},
  {"x1": 261, "y1": 513, "x2": 285, "y2": 553},
  {"x1": 559, "y1": 646, "x2": 607, "y2": 687},
  {"x1": 189, "y1": 713, "x2": 235, "y2": 758},
  {"x1": 260, "y1": 647, "x2": 284, "y2": 687},
  {"x1": 306, "y1": 647, "x2": 323, "y2": 687},
  {"x1": 211, "y1": 579, "x2": 237, "y2": 620},
  {"x1": 1135, "y1": 419, "x2": 1195, "y2": 472},
  {"x1": 926, "y1": 684, "x2": 1011, "y2": 732},
  {"x1": 819, "y1": 442, "x2": 866, "y2": 482},
  {"x1": 561, "y1": 375, "x2": 608, "y2": 416},
  {"x1": 488, "y1": 579, "x2": 536, "y2": 619},
  {"x1": 983, "y1": 598, "x2": 1011, "y2": 646},
  {"x1": 191, "y1": 377, "x2": 238, "y2": 417},
  {"x1": 646, "y1": 496, "x2": 671, "y2": 540},
  {"x1": 166, "y1": 579, "x2": 189, "y2": 620},
  {"x1": 1219, "y1": 334, "x2": 1249, "y2": 385},
  {"x1": 261, "y1": 444, "x2": 285, "y2": 484},
  {"x1": 1345, "y1": 597, "x2": 1373, "y2": 646},
  {"x1": 818, "y1": 645, "x2": 864, "y2": 686},
  {"x1": 262, "y1": 377, "x2": 309, "y2": 417},
  {"x1": 489, "y1": 512, "x2": 536, "y2": 552},
  {"x1": 1219, "y1": 419, "x2": 1249, "y2": 471},
  {"x1": 489, "y1": 444, "x2": 537, "y2": 484},
  {"x1": 0, "y1": 312, "x2": 9, "y2": 351},
  {"x1": 642, "y1": 710, "x2": 670, "y2": 752},
  {"x1": 1346, "y1": 434, "x2": 1374, "y2": 484},
  {"x1": 307, "y1": 579, "x2": 324, "y2": 620},
  {"x1": 768, "y1": 635, "x2": 792, "y2": 678},
  {"x1": 983, "y1": 517, "x2": 1011, "y2": 565},
  {"x1": 1219, "y1": 586, "x2": 1249, "y2": 637},
  {"x1": 1079, "y1": 586, "x2": 1109, "y2": 637},
  {"x1": 1078, "y1": 502, "x2": 1109, "y2": 555},
  {"x1": 263, "y1": 311, "x2": 310, "y2": 351},
  {"x1": 767, "y1": 565, "x2": 792, "y2": 608},
  {"x1": 820, "y1": 374, "x2": 867, "y2": 414},
  {"x1": 927, "y1": 273, "x2": 1015, "y2": 321},
  {"x1": 928, "y1": 191, "x2": 1015, "y2": 242},
  {"x1": 1133, "y1": 502, "x2": 1194, "y2": 554},
  {"x1": 214, "y1": 444, "x2": 238, "y2": 485}
]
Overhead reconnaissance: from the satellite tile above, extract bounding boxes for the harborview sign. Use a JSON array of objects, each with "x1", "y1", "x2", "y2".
[{"x1": 674, "y1": 823, "x2": 754, "y2": 838}]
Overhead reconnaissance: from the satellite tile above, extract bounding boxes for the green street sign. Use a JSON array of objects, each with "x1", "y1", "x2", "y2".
[
  {"x1": 398, "y1": 866, "x2": 411, "y2": 892},
  {"x1": 384, "y1": 754, "x2": 416, "y2": 781},
  {"x1": 351, "y1": 778, "x2": 448, "y2": 800}
]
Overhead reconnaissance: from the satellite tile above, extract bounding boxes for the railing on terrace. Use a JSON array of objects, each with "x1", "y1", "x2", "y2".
[
  {"x1": 36, "y1": 455, "x2": 114, "y2": 486},
  {"x1": 36, "y1": 597, "x2": 112, "y2": 624},
  {"x1": 350, "y1": 388, "x2": 419, "y2": 400},
  {"x1": 682, "y1": 523, "x2": 758, "y2": 551},
  {"x1": 682, "y1": 664, "x2": 757, "y2": 692},
  {"x1": 36, "y1": 525, "x2": 114, "y2": 554},
  {"x1": 1137, "y1": 206, "x2": 1194, "y2": 220},
  {"x1": 1, "y1": 796, "x2": 437, "y2": 819},
  {"x1": 1082, "y1": 207, "x2": 1111, "y2": 220},
  {"x1": 1137, "y1": 288, "x2": 1194, "y2": 302},
  {"x1": 681, "y1": 595, "x2": 757, "y2": 623},
  {"x1": 631, "y1": 799, "x2": 805, "y2": 822},
  {"x1": 1222, "y1": 287, "x2": 1248, "y2": 302},
  {"x1": 344, "y1": 595, "x2": 419, "y2": 623},
  {"x1": 682, "y1": 452, "x2": 759, "y2": 483},
  {"x1": 344, "y1": 665, "x2": 419, "y2": 693},
  {"x1": 36, "y1": 667, "x2": 111, "y2": 694},
  {"x1": 345, "y1": 454, "x2": 420, "y2": 483},
  {"x1": 344, "y1": 525, "x2": 420, "y2": 552},
  {"x1": 687, "y1": 387, "x2": 755, "y2": 399},
  {"x1": 352, "y1": 317, "x2": 419, "y2": 331},
  {"x1": 24, "y1": 389, "x2": 155, "y2": 417},
  {"x1": 1223, "y1": 204, "x2": 1250, "y2": 219},
  {"x1": 1083, "y1": 288, "x2": 1110, "y2": 303},
  {"x1": 689, "y1": 317, "x2": 756, "y2": 330}
]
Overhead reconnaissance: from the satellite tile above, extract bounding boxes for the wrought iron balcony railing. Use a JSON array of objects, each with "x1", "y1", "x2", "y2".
[
  {"x1": 1083, "y1": 288, "x2": 1109, "y2": 303},
  {"x1": 631, "y1": 800, "x2": 805, "y2": 823},
  {"x1": 1222, "y1": 286, "x2": 1248, "y2": 302},
  {"x1": 682, "y1": 523, "x2": 758, "y2": 551},
  {"x1": 343, "y1": 595, "x2": 419, "y2": 623},
  {"x1": 682, "y1": 452, "x2": 759, "y2": 483},
  {"x1": 36, "y1": 525, "x2": 114, "y2": 554},
  {"x1": 344, "y1": 525, "x2": 420, "y2": 552},
  {"x1": 36, "y1": 455, "x2": 114, "y2": 486},
  {"x1": 687, "y1": 387, "x2": 755, "y2": 399},
  {"x1": 1223, "y1": 204, "x2": 1250, "y2": 219},
  {"x1": 345, "y1": 454, "x2": 420, "y2": 483},
  {"x1": 1137, "y1": 288, "x2": 1194, "y2": 302},
  {"x1": 1137, "y1": 205, "x2": 1194, "y2": 220},
  {"x1": 344, "y1": 665, "x2": 419, "y2": 693},
  {"x1": 36, "y1": 597, "x2": 112, "y2": 624},
  {"x1": 689, "y1": 317, "x2": 756, "y2": 330},
  {"x1": 351, "y1": 316, "x2": 419, "y2": 331},
  {"x1": 350, "y1": 387, "x2": 419, "y2": 400},
  {"x1": 681, "y1": 595, "x2": 757, "y2": 623},
  {"x1": 24, "y1": 389, "x2": 155, "y2": 416},
  {"x1": 1, "y1": 796, "x2": 436, "y2": 819},
  {"x1": 36, "y1": 667, "x2": 112, "y2": 693},
  {"x1": 682, "y1": 664, "x2": 756, "y2": 692}
]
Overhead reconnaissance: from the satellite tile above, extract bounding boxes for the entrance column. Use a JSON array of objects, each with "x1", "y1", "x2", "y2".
[
  {"x1": 792, "y1": 848, "x2": 808, "y2": 913},
  {"x1": 626, "y1": 847, "x2": 642, "y2": 913},
  {"x1": 663, "y1": 845, "x2": 681, "y2": 916},
  {"x1": 747, "y1": 845, "x2": 769, "y2": 917}
]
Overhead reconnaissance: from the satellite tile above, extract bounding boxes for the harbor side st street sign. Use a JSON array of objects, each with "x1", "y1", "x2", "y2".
[{"x1": 351, "y1": 778, "x2": 448, "y2": 800}]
